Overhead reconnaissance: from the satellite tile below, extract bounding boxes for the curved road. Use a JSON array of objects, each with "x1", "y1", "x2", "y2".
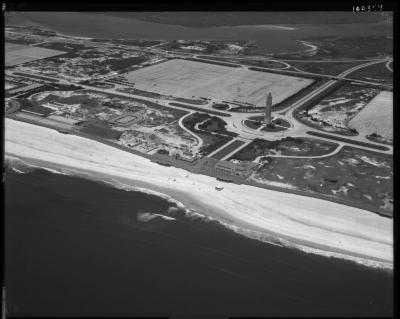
[
  {"x1": 221, "y1": 59, "x2": 393, "y2": 157},
  {"x1": 178, "y1": 112, "x2": 204, "y2": 151},
  {"x1": 279, "y1": 59, "x2": 392, "y2": 116},
  {"x1": 386, "y1": 60, "x2": 393, "y2": 72},
  {"x1": 253, "y1": 144, "x2": 344, "y2": 162},
  {"x1": 10, "y1": 56, "x2": 392, "y2": 157}
]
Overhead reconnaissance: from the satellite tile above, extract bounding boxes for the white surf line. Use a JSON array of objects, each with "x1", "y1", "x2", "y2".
[
  {"x1": 220, "y1": 140, "x2": 254, "y2": 161},
  {"x1": 5, "y1": 119, "x2": 393, "y2": 267}
]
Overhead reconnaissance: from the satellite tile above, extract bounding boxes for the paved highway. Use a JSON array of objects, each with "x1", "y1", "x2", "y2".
[{"x1": 9, "y1": 55, "x2": 393, "y2": 159}]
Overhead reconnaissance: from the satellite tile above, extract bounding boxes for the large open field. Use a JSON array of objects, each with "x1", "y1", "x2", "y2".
[
  {"x1": 5, "y1": 43, "x2": 66, "y2": 66},
  {"x1": 349, "y1": 91, "x2": 393, "y2": 140},
  {"x1": 124, "y1": 59, "x2": 313, "y2": 105}
]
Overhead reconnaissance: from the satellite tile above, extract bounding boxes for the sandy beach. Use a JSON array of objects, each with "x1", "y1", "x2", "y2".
[{"x1": 5, "y1": 119, "x2": 393, "y2": 269}]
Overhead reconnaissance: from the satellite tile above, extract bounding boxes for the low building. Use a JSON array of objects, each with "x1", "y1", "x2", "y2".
[
  {"x1": 214, "y1": 160, "x2": 257, "y2": 179},
  {"x1": 215, "y1": 160, "x2": 236, "y2": 175}
]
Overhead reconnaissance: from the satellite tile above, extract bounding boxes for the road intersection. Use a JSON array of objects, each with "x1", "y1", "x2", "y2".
[{"x1": 8, "y1": 53, "x2": 393, "y2": 161}]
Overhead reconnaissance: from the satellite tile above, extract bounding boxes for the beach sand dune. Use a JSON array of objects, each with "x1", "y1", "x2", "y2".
[{"x1": 5, "y1": 119, "x2": 393, "y2": 268}]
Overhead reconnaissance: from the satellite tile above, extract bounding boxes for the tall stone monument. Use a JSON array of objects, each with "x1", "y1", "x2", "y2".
[{"x1": 264, "y1": 92, "x2": 272, "y2": 124}]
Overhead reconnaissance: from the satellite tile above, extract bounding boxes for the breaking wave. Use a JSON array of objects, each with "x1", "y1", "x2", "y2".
[
  {"x1": 137, "y1": 212, "x2": 176, "y2": 222},
  {"x1": 5, "y1": 155, "x2": 392, "y2": 271},
  {"x1": 5, "y1": 155, "x2": 69, "y2": 176}
]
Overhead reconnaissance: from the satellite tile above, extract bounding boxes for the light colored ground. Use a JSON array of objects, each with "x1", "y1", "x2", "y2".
[
  {"x1": 349, "y1": 91, "x2": 393, "y2": 139},
  {"x1": 124, "y1": 59, "x2": 313, "y2": 106},
  {"x1": 5, "y1": 82, "x2": 17, "y2": 90},
  {"x1": 5, "y1": 42, "x2": 65, "y2": 66},
  {"x1": 5, "y1": 119, "x2": 393, "y2": 269}
]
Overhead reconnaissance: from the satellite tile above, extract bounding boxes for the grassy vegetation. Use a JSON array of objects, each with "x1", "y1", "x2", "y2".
[
  {"x1": 261, "y1": 125, "x2": 287, "y2": 132},
  {"x1": 273, "y1": 79, "x2": 327, "y2": 111},
  {"x1": 81, "y1": 81, "x2": 114, "y2": 89},
  {"x1": 198, "y1": 117, "x2": 237, "y2": 137},
  {"x1": 169, "y1": 103, "x2": 230, "y2": 117},
  {"x1": 98, "y1": 56, "x2": 147, "y2": 72},
  {"x1": 237, "y1": 59, "x2": 287, "y2": 69},
  {"x1": 200, "y1": 136, "x2": 233, "y2": 156},
  {"x1": 174, "y1": 97, "x2": 208, "y2": 105},
  {"x1": 294, "y1": 84, "x2": 380, "y2": 136},
  {"x1": 275, "y1": 36, "x2": 392, "y2": 60},
  {"x1": 212, "y1": 103, "x2": 230, "y2": 110},
  {"x1": 366, "y1": 133, "x2": 392, "y2": 146},
  {"x1": 117, "y1": 87, "x2": 163, "y2": 99},
  {"x1": 252, "y1": 146, "x2": 393, "y2": 215},
  {"x1": 231, "y1": 137, "x2": 338, "y2": 161},
  {"x1": 77, "y1": 121, "x2": 122, "y2": 140},
  {"x1": 290, "y1": 61, "x2": 363, "y2": 76},
  {"x1": 12, "y1": 72, "x2": 59, "y2": 82},
  {"x1": 161, "y1": 41, "x2": 229, "y2": 54},
  {"x1": 274, "y1": 118, "x2": 291, "y2": 128},
  {"x1": 110, "y1": 39, "x2": 162, "y2": 47},
  {"x1": 247, "y1": 66, "x2": 319, "y2": 80},
  {"x1": 182, "y1": 112, "x2": 237, "y2": 155},
  {"x1": 182, "y1": 57, "x2": 241, "y2": 68},
  {"x1": 5, "y1": 37, "x2": 38, "y2": 45},
  {"x1": 41, "y1": 92, "x2": 99, "y2": 107},
  {"x1": 211, "y1": 140, "x2": 246, "y2": 160},
  {"x1": 196, "y1": 56, "x2": 285, "y2": 69},
  {"x1": 244, "y1": 120, "x2": 262, "y2": 130},
  {"x1": 244, "y1": 117, "x2": 291, "y2": 130},
  {"x1": 17, "y1": 98, "x2": 53, "y2": 116},
  {"x1": 34, "y1": 42, "x2": 91, "y2": 52},
  {"x1": 243, "y1": 120, "x2": 261, "y2": 130},
  {"x1": 350, "y1": 62, "x2": 393, "y2": 85},
  {"x1": 11, "y1": 83, "x2": 82, "y2": 99},
  {"x1": 307, "y1": 131, "x2": 390, "y2": 151}
]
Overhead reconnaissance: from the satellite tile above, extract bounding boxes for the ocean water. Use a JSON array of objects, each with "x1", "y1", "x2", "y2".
[{"x1": 4, "y1": 162, "x2": 393, "y2": 317}]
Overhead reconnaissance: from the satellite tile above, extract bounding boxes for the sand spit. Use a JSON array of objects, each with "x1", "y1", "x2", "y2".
[{"x1": 5, "y1": 119, "x2": 393, "y2": 269}]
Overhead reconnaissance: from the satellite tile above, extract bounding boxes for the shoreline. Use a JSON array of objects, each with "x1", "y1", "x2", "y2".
[
  {"x1": 7, "y1": 113, "x2": 391, "y2": 217},
  {"x1": 5, "y1": 119, "x2": 393, "y2": 270},
  {"x1": 5, "y1": 153, "x2": 393, "y2": 271},
  {"x1": 6, "y1": 15, "x2": 304, "y2": 54}
]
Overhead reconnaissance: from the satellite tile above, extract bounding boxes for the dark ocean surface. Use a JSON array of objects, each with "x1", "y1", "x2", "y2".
[{"x1": 5, "y1": 164, "x2": 393, "y2": 318}]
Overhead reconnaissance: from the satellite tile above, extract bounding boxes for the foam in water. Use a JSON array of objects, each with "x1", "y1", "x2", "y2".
[
  {"x1": 137, "y1": 212, "x2": 176, "y2": 222},
  {"x1": 5, "y1": 155, "x2": 69, "y2": 176},
  {"x1": 5, "y1": 155, "x2": 392, "y2": 270},
  {"x1": 11, "y1": 167, "x2": 25, "y2": 174}
]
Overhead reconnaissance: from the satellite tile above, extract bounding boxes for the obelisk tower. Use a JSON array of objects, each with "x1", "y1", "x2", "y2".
[{"x1": 264, "y1": 92, "x2": 272, "y2": 124}]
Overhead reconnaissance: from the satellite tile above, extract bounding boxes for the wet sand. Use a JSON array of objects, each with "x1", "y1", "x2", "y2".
[{"x1": 5, "y1": 119, "x2": 393, "y2": 269}]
